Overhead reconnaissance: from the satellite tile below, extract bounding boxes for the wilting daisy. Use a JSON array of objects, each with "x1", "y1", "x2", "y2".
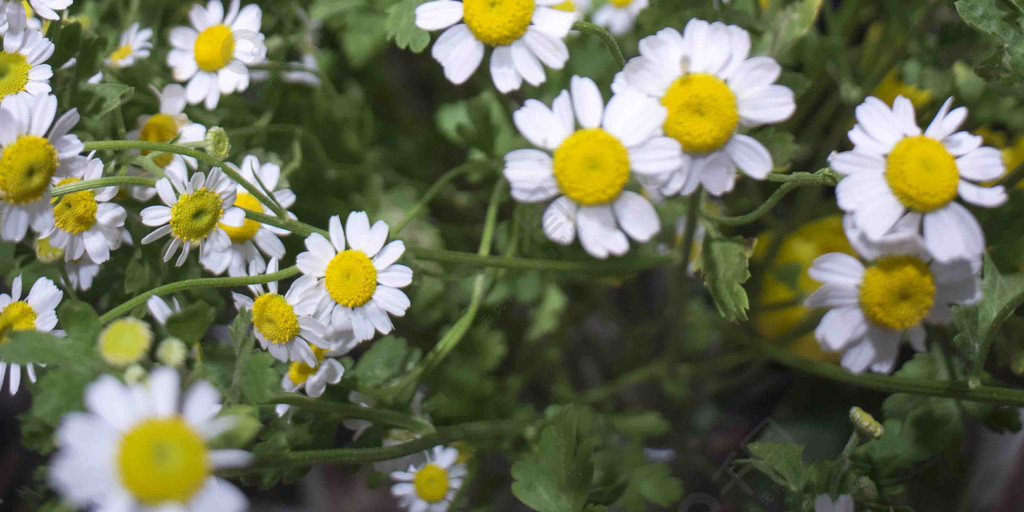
[
  {"x1": 0, "y1": 274, "x2": 61, "y2": 394},
  {"x1": 829, "y1": 95, "x2": 1007, "y2": 263},
  {"x1": 25, "y1": 0, "x2": 70, "y2": 20},
  {"x1": 105, "y1": 23, "x2": 153, "y2": 69},
  {"x1": 504, "y1": 75, "x2": 681, "y2": 258},
  {"x1": 391, "y1": 446, "x2": 466, "y2": 512},
  {"x1": 274, "y1": 347, "x2": 344, "y2": 416},
  {"x1": 140, "y1": 159, "x2": 244, "y2": 267},
  {"x1": 804, "y1": 217, "x2": 980, "y2": 373},
  {"x1": 202, "y1": 155, "x2": 293, "y2": 276},
  {"x1": 0, "y1": 23, "x2": 54, "y2": 105},
  {"x1": 592, "y1": 0, "x2": 647, "y2": 35},
  {"x1": 148, "y1": 295, "x2": 183, "y2": 327},
  {"x1": 46, "y1": 156, "x2": 127, "y2": 264},
  {"x1": 615, "y1": 20, "x2": 796, "y2": 196},
  {"x1": 297, "y1": 212, "x2": 412, "y2": 345},
  {"x1": 414, "y1": 0, "x2": 575, "y2": 93},
  {"x1": 50, "y1": 367, "x2": 251, "y2": 511},
  {"x1": 0, "y1": 93, "x2": 84, "y2": 241},
  {"x1": 167, "y1": 0, "x2": 266, "y2": 109}
]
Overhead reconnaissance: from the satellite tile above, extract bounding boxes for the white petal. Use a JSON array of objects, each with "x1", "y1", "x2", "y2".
[
  {"x1": 725, "y1": 134, "x2": 772, "y2": 179},
  {"x1": 612, "y1": 191, "x2": 659, "y2": 242}
]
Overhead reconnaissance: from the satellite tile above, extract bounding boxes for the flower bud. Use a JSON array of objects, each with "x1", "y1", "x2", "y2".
[
  {"x1": 156, "y1": 337, "x2": 188, "y2": 367},
  {"x1": 205, "y1": 126, "x2": 231, "y2": 160},
  {"x1": 849, "y1": 406, "x2": 884, "y2": 439}
]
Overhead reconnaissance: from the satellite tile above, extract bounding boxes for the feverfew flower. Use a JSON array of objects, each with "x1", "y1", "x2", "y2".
[
  {"x1": 415, "y1": 0, "x2": 575, "y2": 93},
  {"x1": 278, "y1": 348, "x2": 344, "y2": 401},
  {"x1": 127, "y1": 84, "x2": 207, "y2": 200},
  {"x1": 0, "y1": 274, "x2": 61, "y2": 394},
  {"x1": 592, "y1": 0, "x2": 647, "y2": 36},
  {"x1": 105, "y1": 23, "x2": 153, "y2": 69},
  {"x1": 167, "y1": 0, "x2": 266, "y2": 109},
  {"x1": 504, "y1": 75, "x2": 681, "y2": 258},
  {"x1": 0, "y1": 24, "x2": 54, "y2": 105},
  {"x1": 615, "y1": 20, "x2": 796, "y2": 196},
  {"x1": 25, "y1": 0, "x2": 70, "y2": 20},
  {"x1": 50, "y1": 368, "x2": 251, "y2": 511},
  {"x1": 829, "y1": 95, "x2": 1007, "y2": 264},
  {"x1": 46, "y1": 156, "x2": 128, "y2": 264},
  {"x1": 391, "y1": 446, "x2": 466, "y2": 512}
]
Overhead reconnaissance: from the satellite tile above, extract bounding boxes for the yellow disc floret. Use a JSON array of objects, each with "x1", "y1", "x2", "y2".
[
  {"x1": 219, "y1": 192, "x2": 262, "y2": 243},
  {"x1": 551, "y1": 0, "x2": 574, "y2": 11},
  {"x1": 140, "y1": 113, "x2": 180, "y2": 168},
  {"x1": 610, "y1": 0, "x2": 635, "y2": 6},
  {"x1": 414, "y1": 463, "x2": 450, "y2": 503},
  {"x1": 117, "y1": 417, "x2": 209, "y2": 505},
  {"x1": 462, "y1": 0, "x2": 535, "y2": 46},
  {"x1": 0, "y1": 135, "x2": 59, "y2": 205},
  {"x1": 859, "y1": 255, "x2": 935, "y2": 331},
  {"x1": 0, "y1": 301, "x2": 35, "y2": 344},
  {"x1": 34, "y1": 237, "x2": 64, "y2": 263},
  {"x1": 552, "y1": 128, "x2": 630, "y2": 205},
  {"x1": 98, "y1": 318, "x2": 154, "y2": 367},
  {"x1": 324, "y1": 249, "x2": 378, "y2": 308},
  {"x1": 661, "y1": 73, "x2": 739, "y2": 154},
  {"x1": 52, "y1": 178, "x2": 98, "y2": 235},
  {"x1": 169, "y1": 188, "x2": 223, "y2": 243},
  {"x1": 109, "y1": 44, "x2": 133, "y2": 63},
  {"x1": 193, "y1": 24, "x2": 235, "y2": 72},
  {"x1": 0, "y1": 52, "x2": 31, "y2": 100},
  {"x1": 252, "y1": 293, "x2": 300, "y2": 344},
  {"x1": 287, "y1": 346, "x2": 326, "y2": 385},
  {"x1": 885, "y1": 136, "x2": 960, "y2": 212}
]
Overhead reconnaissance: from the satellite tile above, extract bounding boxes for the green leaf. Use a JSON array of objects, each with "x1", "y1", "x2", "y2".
[
  {"x1": 526, "y1": 285, "x2": 567, "y2": 341},
  {"x1": 700, "y1": 231, "x2": 752, "y2": 322},
  {"x1": 19, "y1": 366, "x2": 96, "y2": 453},
  {"x1": 624, "y1": 463, "x2": 683, "y2": 508},
  {"x1": 385, "y1": 0, "x2": 430, "y2": 53},
  {"x1": 955, "y1": 0, "x2": 1024, "y2": 80},
  {"x1": 165, "y1": 302, "x2": 216, "y2": 344},
  {"x1": 59, "y1": 300, "x2": 101, "y2": 343},
  {"x1": 208, "y1": 405, "x2": 263, "y2": 449},
  {"x1": 735, "y1": 442, "x2": 807, "y2": 492},
  {"x1": 511, "y1": 405, "x2": 596, "y2": 512},
  {"x1": 0, "y1": 331, "x2": 96, "y2": 366},
  {"x1": 242, "y1": 352, "x2": 280, "y2": 404},
  {"x1": 952, "y1": 256, "x2": 1024, "y2": 376},
  {"x1": 76, "y1": 83, "x2": 134, "y2": 118},
  {"x1": 756, "y1": 0, "x2": 822, "y2": 56},
  {"x1": 350, "y1": 336, "x2": 420, "y2": 388},
  {"x1": 609, "y1": 411, "x2": 671, "y2": 439},
  {"x1": 47, "y1": 21, "x2": 82, "y2": 69}
]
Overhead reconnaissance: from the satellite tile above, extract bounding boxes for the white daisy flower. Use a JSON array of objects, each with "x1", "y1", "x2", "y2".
[
  {"x1": 829, "y1": 95, "x2": 1007, "y2": 264},
  {"x1": 139, "y1": 159, "x2": 245, "y2": 267},
  {"x1": 504, "y1": 75, "x2": 681, "y2": 258},
  {"x1": 167, "y1": 0, "x2": 266, "y2": 109},
  {"x1": 127, "y1": 84, "x2": 208, "y2": 201},
  {"x1": 615, "y1": 20, "x2": 796, "y2": 196},
  {"x1": 0, "y1": 274, "x2": 61, "y2": 394},
  {"x1": 201, "y1": 155, "x2": 294, "y2": 277},
  {"x1": 414, "y1": 0, "x2": 575, "y2": 93},
  {"x1": 0, "y1": 24, "x2": 54, "y2": 105},
  {"x1": 0, "y1": 1, "x2": 28, "y2": 35},
  {"x1": 105, "y1": 23, "x2": 153, "y2": 69},
  {"x1": 49, "y1": 367, "x2": 251, "y2": 511},
  {"x1": 804, "y1": 216, "x2": 981, "y2": 374},
  {"x1": 0, "y1": 93, "x2": 84, "y2": 241},
  {"x1": 815, "y1": 494, "x2": 854, "y2": 512},
  {"x1": 25, "y1": 0, "x2": 70, "y2": 20},
  {"x1": 46, "y1": 156, "x2": 128, "y2": 264},
  {"x1": 391, "y1": 446, "x2": 467, "y2": 512},
  {"x1": 297, "y1": 212, "x2": 412, "y2": 346},
  {"x1": 274, "y1": 347, "x2": 345, "y2": 414},
  {"x1": 592, "y1": 0, "x2": 647, "y2": 35},
  {"x1": 147, "y1": 295, "x2": 183, "y2": 327}
]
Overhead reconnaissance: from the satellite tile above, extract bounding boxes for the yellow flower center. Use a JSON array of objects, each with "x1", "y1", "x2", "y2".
[
  {"x1": 0, "y1": 301, "x2": 35, "y2": 344},
  {"x1": 414, "y1": 463, "x2": 450, "y2": 503},
  {"x1": 462, "y1": 0, "x2": 535, "y2": 46},
  {"x1": 0, "y1": 135, "x2": 59, "y2": 205},
  {"x1": 324, "y1": 249, "x2": 378, "y2": 308},
  {"x1": 884, "y1": 136, "x2": 960, "y2": 212},
  {"x1": 287, "y1": 346, "x2": 326, "y2": 385},
  {"x1": 34, "y1": 236, "x2": 64, "y2": 263},
  {"x1": 169, "y1": 188, "x2": 223, "y2": 243},
  {"x1": 661, "y1": 73, "x2": 739, "y2": 154},
  {"x1": 117, "y1": 417, "x2": 209, "y2": 505},
  {"x1": 193, "y1": 24, "x2": 235, "y2": 72},
  {"x1": 551, "y1": 0, "x2": 574, "y2": 11},
  {"x1": 610, "y1": 0, "x2": 634, "y2": 6},
  {"x1": 140, "y1": 113, "x2": 180, "y2": 168},
  {"x1": 859, "y1": 255, "x2": 935, "y2": 331},
  {"x1": 109, "y1": 44, "x2": 133, "y2": 63},
  {"x1": 0, "y1": 52, "x2": 31, "y2": 100},
  {"x1": 252, "y1": 293, "x2": 300, "y2": 344},
  {"x1": 219, "y1": 192, "x2": 262, "y2": 243},
  {"x1": 98, "y1": 318, "x2": 153, "y2": 367},
  {"x1": 552, "y1": 128, "x2": 630, "y2": 205},
  {"x1": 52, "y1": 178, "x2": 98, "y2": 235}
]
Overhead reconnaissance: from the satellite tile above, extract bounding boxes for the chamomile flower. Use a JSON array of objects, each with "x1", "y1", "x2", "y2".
[
  {"x1": 202, "y1": 155, "x2": 293, "y2": 277},
  {"x1": 391, "y1": 446, "x2": 466, "y2": 512},
  {"x1": 591, "y1": 0, "x2": 647, "y2": 36},
  {"x1": 414, "y1": 0, "x2": 575, "y2": 93},
  {"x1": 140, "y1": 159, "x2": 244, "y2": 267},
  {"x1": 232, "y1": 258, "x2": 329, "y2": 366},
  {"x1": 147, "y1": 295, "x2": 183, "y2": 327},
  {"x1": 50, "y1": 367, "x2": 251, "y2": 511},
  {"x1": 504, "y1": 75, "x2": 681, "y2": 258},
  {"x1": 65, "y1": 257, "x2": 99, "y2": 290},
  {"x1": 278, "y1": 347, "x2": 344, "y2": 403},
  {"x1": 297, "y1": 212, "x2": 412, "y2": 345},
  {"x1": 0, "y1": 23, "x2": 54, "y2": 105},
  {"x1": 0, "y1": 1, "x2": 27, "y2": 35},
  {"x1": 46, "y1": 156, "x2": 127, "y2": 264},
  {"x1": 804, "y1": 217, "x2": 981, "y2": 373},
  {"x1": 829, "y1": 96, "x2": 1007, "y2": 264},
  {"x1": 0, "y1": 274, "x2": 61, "y2": 394},
  {"x1": 167, "y1": 0, "x2": 266, "y2": 109},
  {"x1": 25, "y1": 0, "x2": 70, "y2": 20},
  {"x1": 615, "y1": 20, "x2": 796, "y2": 196},
  {"x1": 0, "y1": 93, "x2": 84, "y2": 241},
  {"x1": 126, "y1": 84, "x2": 207, "y2": 201},
  {"x1": 105, "y1": 23, "x2": 153, "y2": 69}
]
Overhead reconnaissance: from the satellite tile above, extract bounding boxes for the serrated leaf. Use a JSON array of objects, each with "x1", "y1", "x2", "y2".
[
  {"x1": 955, "y1": 0, "x2": 1024, "y2": 80},
  {"x1": 701, "y1": 231, "x2": 752, "y2": 322},
  {"x1": 0, "y1": 331, "x2": 96, "y2": 366},
  {"x1": 59, "y1": 300, "x2": 101, "y2": 343},
  {"x1": 76, "y1": 83, "x2": 134, "y2": 118},
  {"x1": 242, "y1": 352, "x2": 280, "y2": 404},
  {"x1": 209, "y1": 405, "x2": 263, "y2": 449},
  {"x1": 621, "y1": 463, "x2": 683, "y2": 509},
  {"x1": 511, "y1": 405, "x2": 595, "y2": 512},
  {"x1": 350, "y1": 336, "x2": 419, "y2": 388},
  {"x1": 385, "y1": 0, "x2": 430, "y2": 53},
  {"x1": 166, "y1": 302, "x2": 216, "y2": 343},
  {"x1": 952, "y1": 256, "x2": 1024, "y2": 374},
  {"x1": 735, "y1": 442, "x2": 806, "y2": 492}
]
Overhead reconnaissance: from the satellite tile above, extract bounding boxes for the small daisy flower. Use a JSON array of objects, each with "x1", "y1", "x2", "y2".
[
  {"x1": 274, "y1": 347, "x2": 344, "y2": 414},
  {"x1": 50, "y1": 367, "x2": 251, "y2": 511},
  {"x1": 0, "y1": 24, "x2": 54, "y2": 105},
  {"x1": 25, "y1": 0, "x2": 70, "y2": 20},
  {"x1": 297, "y1": 212, "x2": 412, "y2": 346},
  {"x1": 46, "y1": 156, "x2": 128, "y2": 264},
  {"x1": 202, "y1": 155, "x2": 294, "y2": 277},
  {"x1": 829, "y1": 95, "x2": 1007, "y2": 264},
  {"x1": 105, "y1": 23, "x2": 153, "y2": 69},
  {"x1": 504, "y1": 75, "x2": 681, "y2": 258},
  {"x1": 804, "y1": 217, "x2": 981, "y2": 373},
  {"x1": 140, "y1": 159, "x2": 244, "y2": 267},
  {"x1": 127, "y1": 84, "x2": 207, "y2": 201},
  {"x1": 167, "y1": 0, "x2": 266, "y2": 109},
  {"x1": 414, "y1": 0, "x2": 575, "y2": 93},
  {"x1": 0, "y1": 93, "x2": 84, "y2": 241},
  {"x1": 0, "y1": 274, "x2": 61, "y2": 394},
  {"x1": 147, "y1": 295, "x2": 183, "y2": 327},
  {"x1": 391, "y1": 446, "x2": 467, "y2": 512},
  {"x1": 615, "y1": 20, "x2": 796, "y2": 196},
  {"x1": 591, "y1": 0, "x2": 647, "y2": 36}
]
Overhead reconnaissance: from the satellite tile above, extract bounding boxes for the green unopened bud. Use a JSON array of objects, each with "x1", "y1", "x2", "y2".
[
  {"x1": 849, "y1": 406, "x2": 884, "y2": 439},
  {"x1": 853, "y1": 476, "x2": 878, "y2": 502},
  {"x1": 205, "y1": 127, "x2": 230, "y2": 160},
  {"x1": 123, "y1": 364, "x2": 147, "y2": 384},
  {"x1": 34, "y1": 237, "x2": 64, "y2": 263},
  {"x1": 156, "y1": 337, "x2": 188, "y2": 367}
]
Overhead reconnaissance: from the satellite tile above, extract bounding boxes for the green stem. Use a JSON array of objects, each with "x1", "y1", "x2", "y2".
[
  {"x1": 269, "y1": 394, "x2": 436, "y2": 434},
  {"x1": 51, "y1": 176, "x2": 156, "y2": 196},
  {"x1": 408, "y1": 248, "x2": 676, "y2": 274},
  {"x1": 240, "y1": 208, "x2": 328, "y2": 237},
  {"x1": 829, "y1": 431, "x2": 860, "y2": 496},
  {"x1": 573, "y1": 21, "x2": 626, "y2": 68},
  {"x1": 393, "y1": 164, "x2": 476, "y2": 235},
  {"x1": 703, "y1": 170, "x2": 840, "y2": 226}
]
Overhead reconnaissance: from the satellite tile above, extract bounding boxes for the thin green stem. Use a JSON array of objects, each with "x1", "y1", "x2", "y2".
[
  {"x1": 393, "y1": 164, "x2": 476, "y2": 235},
  {"x1": 241, "y1": 208, "x2": 328, "y2": 237},
  {"x1": 407, "y1": 248, "x2": 676, "y2": 274},
  {"x1": 829, "y1": 431, "x2": 860, "y2": 496},
  {"x1": 703, "y1": 170, "x2": 840, "y2": 226},
  {"x1": 52, "y1": 176, "x2": 156, "y2": 196},
  {"x1": 573, "y1": 21, "x2": 626, "y2": 68},
  {"x1": 269, "y1": 394, "x2": 436, "y2": 434}
]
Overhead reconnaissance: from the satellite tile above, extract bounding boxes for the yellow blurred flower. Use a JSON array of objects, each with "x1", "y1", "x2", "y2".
[
  {"x1": 874, "y1": 69, "x2": 932, "y2": 109},
  {"x1": 977, "y1": 127, "x2": 1024, "y2": 187}
]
